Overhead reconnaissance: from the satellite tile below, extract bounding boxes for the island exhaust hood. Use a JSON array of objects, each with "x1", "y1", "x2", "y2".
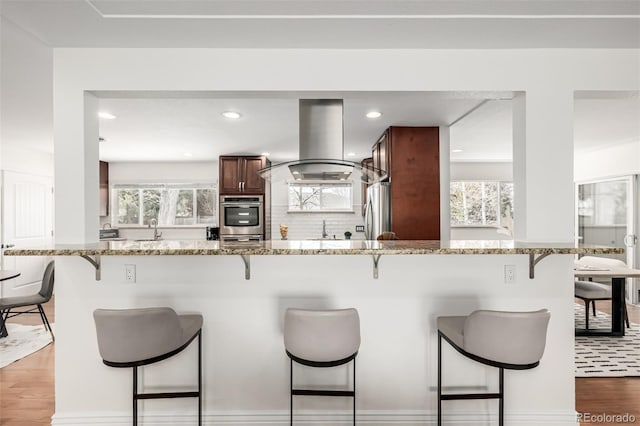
[{"x1": 258, "y1": 99, "x2": 367, "y2": 181}]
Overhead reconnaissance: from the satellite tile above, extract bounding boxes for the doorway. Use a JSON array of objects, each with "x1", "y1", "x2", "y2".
[{"x1": 576, "y1": 175, "x2": 638, "y2": 303}]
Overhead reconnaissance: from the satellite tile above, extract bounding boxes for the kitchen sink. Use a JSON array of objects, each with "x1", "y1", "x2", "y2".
[{"x1": 133, "y1": 238, "x2": 163, "y2": 242}]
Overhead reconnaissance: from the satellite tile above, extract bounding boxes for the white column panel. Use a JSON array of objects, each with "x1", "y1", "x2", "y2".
[{"x1": 513, "y1": 89, "x2": 575, "y2": 242}]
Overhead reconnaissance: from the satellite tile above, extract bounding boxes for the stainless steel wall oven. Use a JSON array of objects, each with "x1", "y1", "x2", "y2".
[{"x1": 219, "y1": 195, "x2": 264, "y2": 241}]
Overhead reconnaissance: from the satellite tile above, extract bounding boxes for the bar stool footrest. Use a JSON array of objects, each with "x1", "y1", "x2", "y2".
[
  {"x1": 136, "y1": 391, "x2": 200, "y2": 400},
  {"x1": 292, "y1": 389, "x2": 355, "y2": 397},
  {"x1": 441, "y1": 392, "x2": 502, "y2": 400}
]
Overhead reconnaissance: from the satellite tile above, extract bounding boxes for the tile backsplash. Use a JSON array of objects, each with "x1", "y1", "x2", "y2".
[{"x1": 270, "y1": 204, "x2": 365, "y2": 240}]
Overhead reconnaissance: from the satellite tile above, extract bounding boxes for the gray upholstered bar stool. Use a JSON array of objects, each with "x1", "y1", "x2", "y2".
[
  {"x1": 437, "y1": 309, "x2": 550, "y2": 426},
  {"x1": 284, "y1": 308, "x2": 361, "y2": 426},
  {"x1": 93, "y1": 307, "x2": 203, "y2": 426}
]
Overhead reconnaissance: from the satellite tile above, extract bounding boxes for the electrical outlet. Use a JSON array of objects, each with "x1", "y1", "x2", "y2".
[
  {"x1": 125, "y1": 264, "x2": 136, "y2": 283},
  {"x1": 504, "y1": 265, "x2": 516, "y2": 284},
  {"x1": 355, "y1": 225, "x2": 365, "y2": 232}
]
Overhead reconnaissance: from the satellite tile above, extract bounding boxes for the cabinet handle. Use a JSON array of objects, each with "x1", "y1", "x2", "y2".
[
  {"x1": 242, "y1": 182, "x2": 245, "y2": 191},
  {"x1": 238, "y1": 182, "x2": 242, "y2": 191}
]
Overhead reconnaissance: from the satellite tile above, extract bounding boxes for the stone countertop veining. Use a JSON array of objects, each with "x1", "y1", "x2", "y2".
[{"x1": 3, "y1": 239, "x2": 624, "y2": 256}]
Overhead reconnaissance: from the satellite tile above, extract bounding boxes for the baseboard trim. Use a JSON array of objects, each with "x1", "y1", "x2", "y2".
[{"x1": 51, "y1": 409, "x2": 579, "y2": 425}]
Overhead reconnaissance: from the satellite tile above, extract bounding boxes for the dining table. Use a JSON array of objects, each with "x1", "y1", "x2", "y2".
[
  {"x1": 0, "y1": 270, "x2": 20, "y2": 282},
  {"x1": 574, "y1": 266, "x2": 640, "y2": 337},
  {"x1": 0, "y1": 269, "x2": 21, "y2": 338}
]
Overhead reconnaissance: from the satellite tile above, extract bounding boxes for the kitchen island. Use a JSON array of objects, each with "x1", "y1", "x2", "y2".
[{"x1": 5, "y1": 240, "x2": 622, "y2": 425}]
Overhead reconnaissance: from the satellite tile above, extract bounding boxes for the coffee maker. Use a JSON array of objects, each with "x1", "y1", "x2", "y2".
[{"x1": 206, "y1": 226, "x2": 219, "y2": 241}]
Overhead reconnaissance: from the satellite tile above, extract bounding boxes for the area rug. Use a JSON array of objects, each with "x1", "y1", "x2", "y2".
[
  {"x1": 575, "y1": 305, "x2": 640, "y2": 377},
  {"x1": 0, "y1": 323, "x2": 54, "y2": 368}
]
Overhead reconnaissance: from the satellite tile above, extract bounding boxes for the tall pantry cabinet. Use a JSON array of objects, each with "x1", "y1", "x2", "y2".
[{"x1": 372, "y1": 126, "x2": 440, "y2": 240}]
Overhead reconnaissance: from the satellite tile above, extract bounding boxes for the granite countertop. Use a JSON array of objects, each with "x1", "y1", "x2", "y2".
[{"x1": 3, "y1": 239, "x2": 624, "y2": 256}]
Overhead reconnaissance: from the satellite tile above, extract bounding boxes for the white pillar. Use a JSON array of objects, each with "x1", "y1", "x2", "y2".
[
  {"x1": 439, "y1": 125, "x2": 451, "y2": 241},
  {"x1": 54, "y1": 91, "x2": 100, "y2": 243},
  {"x1": 513, "y1": 89, "x2": 574, "y2": 242}
]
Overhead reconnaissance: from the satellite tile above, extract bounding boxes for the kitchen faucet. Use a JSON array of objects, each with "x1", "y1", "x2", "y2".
[
  {"x1": 149, "y1": 218, "x2": 162, "y2": 240},
  {"x1": 322, "y1": 220, "x2": 328, "y2": 239}
]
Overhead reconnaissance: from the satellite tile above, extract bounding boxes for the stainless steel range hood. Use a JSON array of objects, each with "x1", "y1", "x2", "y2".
[
  {"x1": 289, "y1": 99, "x2": 353, "y2": 180},
  {"x1": 259, "y1": 99, "x2": 367, "y2": 182}
]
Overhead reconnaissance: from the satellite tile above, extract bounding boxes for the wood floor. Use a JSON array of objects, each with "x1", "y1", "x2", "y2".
[
  {"x1": 1, "y1": 299, "x2": 639, "y2": 426},
  {"x1": 0, "y1": 298, "x2": 55, "y2": 426},
  {"x1": 575, "y1": 300, "x2": 640, "y2": 426}
]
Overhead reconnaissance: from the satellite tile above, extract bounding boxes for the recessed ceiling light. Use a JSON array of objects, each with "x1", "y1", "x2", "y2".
[
  {"x1": 261, "y1": 152, "x2": 270, "y2": 156},
  {"x1": 98, "y1": 112, "x2": 116, "y2": 119},
  {"x1": 366, "y1": 111, "x2": 382, "y2": 119},
  {"x1": 452, "y1": 149, "x2": 464, "y2": 153},
  {"x1": 347, "y1": 152, "x2": 356, "y2": 157},
  {"x1": 222, "y1": 111, "x2": 242, "y2": 119},
  {"x1": 183, "y1": 152, "x2": 193, "y2": 157}
]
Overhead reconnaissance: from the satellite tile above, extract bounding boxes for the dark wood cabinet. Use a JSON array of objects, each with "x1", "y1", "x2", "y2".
[
  {"x1": 99, "y1": 161, "x2": 109, "y2": 217},
  {"x1": 372, "y1": 130, "x2": 390, "y2": 181},
  {"x1": 219, "y1": 155, "x2": 270, "y2": 195},
  {"x1": 374, "y1": 126, "x2": 440, "y2": 240}
]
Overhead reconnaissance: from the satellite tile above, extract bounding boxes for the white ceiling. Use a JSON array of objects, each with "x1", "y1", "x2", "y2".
[
  {"x1": 96, "y1": 92, "x2": 508, "y2": 163},
  {"x1": 1, "y1": 0, "x2": 639, "y2": 163},
  {"x1": 2, "y1": 0, "x2": 639, "y2": 49},
  {"x1": 95, "y1": 92, "x2": 640, "y2": 163}
]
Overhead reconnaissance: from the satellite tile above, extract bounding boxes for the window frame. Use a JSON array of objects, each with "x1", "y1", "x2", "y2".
[
  {"x1": 287, "y1": 180, "x2": 355, "y2": 213},
  {"x1": 450, "y1": 180, "x2": 513, "y2": 228},
  {"x1": 111, "y1": 183, "x2": 217, "y2": 227}
]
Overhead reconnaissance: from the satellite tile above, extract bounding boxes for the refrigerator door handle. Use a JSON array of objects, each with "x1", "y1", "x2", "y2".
[{"x1": 364, "y1": 195, "x2": 373, "y2": 240}]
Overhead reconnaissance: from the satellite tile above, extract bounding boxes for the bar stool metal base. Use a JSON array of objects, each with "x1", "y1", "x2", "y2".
[
  {"x1": 105, "y1": 330, "x2": 202, "y2": 426},
  {"x1": 437, "y1": 331, "x2": 538, "y2": 426},
  {"x1": 287, "y1": 351, "x2": 357, "y2": 426}
]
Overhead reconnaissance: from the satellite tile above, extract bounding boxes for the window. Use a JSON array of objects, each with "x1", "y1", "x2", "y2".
[
  {"x1": 450, "y1": 181, "x2": 513, "y2": 226},
  {"x1": 114, "y1": 184, "x2": 216, "y2": 226},
  {"x1": 288, "y1": 182, "x2": 353, "y2": 212}
]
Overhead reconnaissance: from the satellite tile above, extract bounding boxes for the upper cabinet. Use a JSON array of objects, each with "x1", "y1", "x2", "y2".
[
  {"x1": 372, "y1": 129, "x2": 390, "y2": 181},
  {"x1": 99, "y1": 161, "x2": 109, "y2": 217},
  {"x1": 219, "y1": 155, "x2": 270, "y2": 195}
]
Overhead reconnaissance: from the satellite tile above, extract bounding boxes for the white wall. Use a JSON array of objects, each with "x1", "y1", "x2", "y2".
[
  {"x1": 0, "y1": 17, "x2": 54, "y2": 175},
  {"x1": 108, "y1": 161, "x2": 217, "y2": 184},
  {"x1": 450, "y1": 161, "x2": 513, "y2": 181},
  {"x1": 50, "y1": 48, "x2": 639, "y2": 425},
  {"x1": 575, "y1": 141, "x2": 640, "y2": 182}
]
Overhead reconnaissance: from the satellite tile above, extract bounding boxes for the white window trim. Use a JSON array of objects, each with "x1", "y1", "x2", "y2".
[
  {"x1": 111, "y1": 183, "x2": 216, "y2": 227},
  {"x1": 287, "y1": 180, "x2": 354, "y2": 213},
  {"x1": 450, "y1": 180, "x2": 513, "y2": 228}
]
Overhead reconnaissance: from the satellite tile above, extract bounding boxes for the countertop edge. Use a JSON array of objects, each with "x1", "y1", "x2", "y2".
[{"x1": 3, "y1": 241, "x2": 624, "y2": 257}]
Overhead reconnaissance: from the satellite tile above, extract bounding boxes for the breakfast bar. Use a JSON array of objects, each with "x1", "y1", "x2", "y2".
[
  {"x1": 4, "y1": 240, "x2": 623, "y2": 425},
  {"x1": 5, "y1": 239, "x2": 622, "y2": 280}
]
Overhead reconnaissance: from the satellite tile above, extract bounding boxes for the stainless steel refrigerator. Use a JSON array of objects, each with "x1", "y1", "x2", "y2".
[{"x1": 364, "y1": 182, "x2": 391, "y2": 240}]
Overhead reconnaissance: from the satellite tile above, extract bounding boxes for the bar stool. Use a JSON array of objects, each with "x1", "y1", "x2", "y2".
[
  {"x1": 93, "y1": 307, "x2": 203, "y2": 426},
  {"x1": 284, "y1": 308, "x2": 360, "y2": 426},
  {"x1": 437, "y1": 309, "x2": 550, "y2": 426}
]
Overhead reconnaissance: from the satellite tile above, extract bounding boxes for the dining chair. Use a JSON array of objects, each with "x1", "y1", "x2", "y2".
[
  {"x1": 574, "y1": 256, "x2": 630, "y2": 329},
  {"x1": 0, "y1": 260, "x2": 55, "y2": 340}
]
